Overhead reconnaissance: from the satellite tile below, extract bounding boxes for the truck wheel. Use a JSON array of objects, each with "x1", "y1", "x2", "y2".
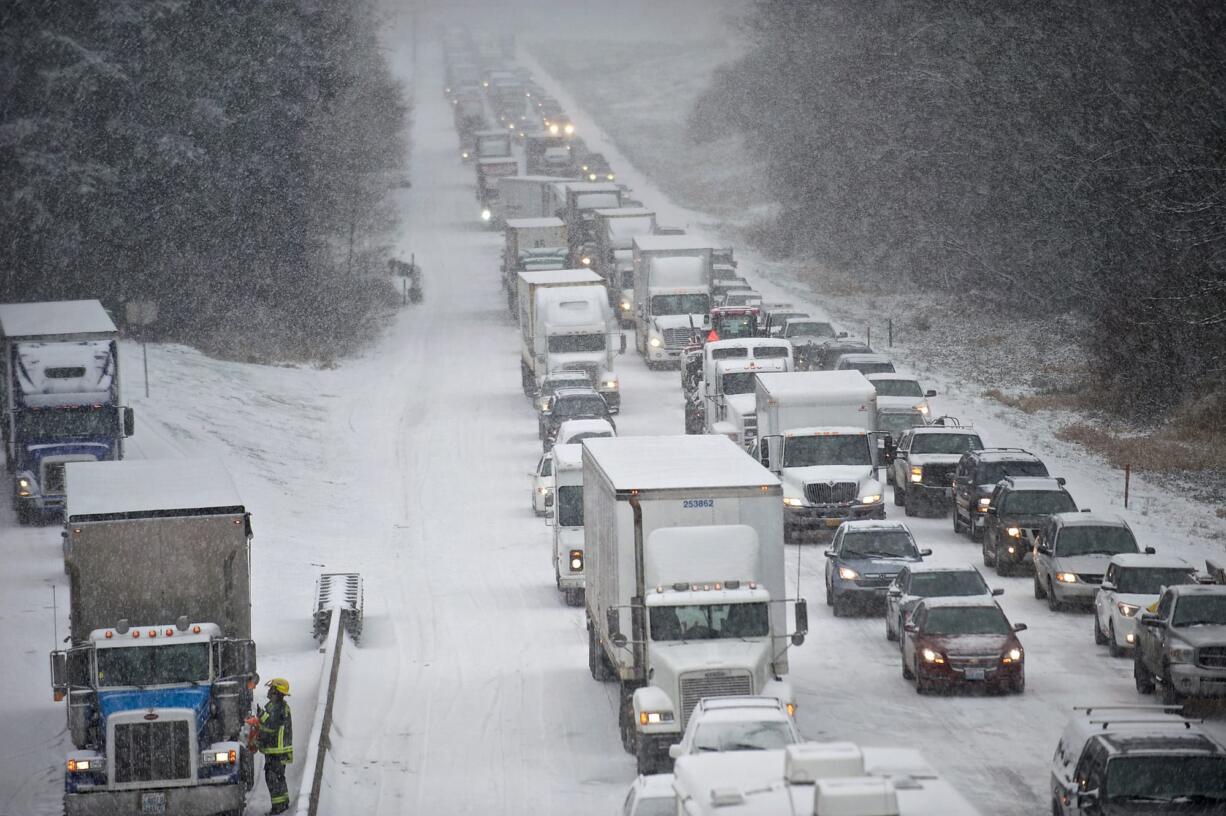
[
  {"x1": 588, "y1": 625, "x2": 613, "y2": 682},
  {"x1": 1133, "y1": 654, "x2": 1155, "y2": 694},
  {"x1": 618, "y1": 684, "x2": 637, "y2": 754},
  {"x1": 1160, "y1": 668, "x2": 1183, "y2": 706},
  {"x1": 520, "y1": 362, "x2": 534, "y2": 396},
  {"x1": 995, "y1": 552, "x2": 1012, "y2": 578},
  {"x1": 832, "y1": 592, "x2": 848, "y2": 618},
  {"x1": 16, "y1": 502, "x2": 32, "y2": 526},
  {"x1": 892, "y1": 485, "x2": 904, "y2": 507},
  {"x1": 636, "y1": 739, "x2": 665, "y2": 775},
  {"x1": 903, "y1": 491, "x2": 917, "y2": 517}
]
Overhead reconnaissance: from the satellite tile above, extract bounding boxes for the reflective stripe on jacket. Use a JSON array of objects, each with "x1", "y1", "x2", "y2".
[{"x1": 258, "y1": 697, "x2": 293, "y2": 760}]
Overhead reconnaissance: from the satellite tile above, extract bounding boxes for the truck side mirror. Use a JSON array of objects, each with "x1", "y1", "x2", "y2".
[
  {"x1": 793, "y1": 599, "x2": 808, "y2": 643},
  {"x1": 123, "y1": 407, "x2": 135, "y2": 438},
  {"x1": 925, "y1": 390, "x2": 937, "y2": 398},
  {"x1": 763, "y1": 435, "x2": 783, "y2": 473},
  {"x1": 50, "y1": 650, "x2": 67, "y2": 699},
  {"x1": 619, "y1": 333, "x2": 627, "y2": 354}
]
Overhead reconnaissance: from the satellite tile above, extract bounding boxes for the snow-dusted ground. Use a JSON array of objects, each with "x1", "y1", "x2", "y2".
[{"x1": 3, "y1": 7, "x2": 1225, "y2": 816}]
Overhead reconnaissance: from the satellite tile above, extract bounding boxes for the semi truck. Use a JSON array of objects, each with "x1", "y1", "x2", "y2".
[
  {"x1": 549, "y1": 443, "x2": 586, "y2": 607},
  {"x1": 582, "y1": 435, "x2": 807, "y2": 775},
  {"x1": 51, "y1": 458, "x2": 257, "y2": 816},
  {"x1": 476, "y1": 156, "x2": 519, "y2": 224},
  {"x1": 749, "y1": 371, "x2": 887, "y2": 542},
  {"x1": 1, "y1": 300, "x2": 134, "y2": 524},
  {"x1": 593, "y1": 208, "x2": 657, "y2": 326},
  {"x1": 501, "y1": 217, "x2": 568, "y2": 310},
  {"x1": 632, "y1": 236, "x2": 714, "y2": 368},
  {"x1": 516, "y1": 268, "x2": 620, "y2": 404},
  {"x1": 497, "y1": 176, "x2": 578, "y2": 223},
  {"x1": 558, "y1": 182, "x2": 623, "y2": 268}
]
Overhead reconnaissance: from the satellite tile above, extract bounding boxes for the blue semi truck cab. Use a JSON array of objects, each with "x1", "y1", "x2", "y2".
[
  {"x1": 52, "y1": 460, "x2": 256, "y2": 816},
  {"x1": 0, "y1": 300, "x2": 134, "y2": 524}
]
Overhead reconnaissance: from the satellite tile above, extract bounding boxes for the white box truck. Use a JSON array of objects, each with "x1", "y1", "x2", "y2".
[
  {"x1": 582, "y1": 435, "x2": 807, "y2": 776},
  {"x1": 497, "y1": 175, "x2": 578, "y2": 223},
  {"x1": 501, "y1": 217, "x2": 568, "y2": 309},
  {"x1": 632, "y1": 235, "x2": 713, "y2": 367},
  {"x1": 750, "y1": 371, "x2": 886, "y2": 542},
  {"x1": 548, "y1": 443, "x2": 585, "y2": 607},
  {"x1": 593, "y1": 208, "x2": 657, "y2": 325}
]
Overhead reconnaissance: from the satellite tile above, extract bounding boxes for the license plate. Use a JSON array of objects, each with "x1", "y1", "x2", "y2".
[
  {"x1": 964, "y1": 668, "x2": 985, "y2": 681},
  {"x1": 140, "y1": 793, "x2": 166, "y2": 814}
]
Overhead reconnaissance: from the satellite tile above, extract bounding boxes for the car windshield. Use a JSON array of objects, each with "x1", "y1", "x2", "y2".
[
  {"x1": 872, "y1": 379, "x2": 924, "y2": 397},
  {"x1": 848, "y1": 361, "x2": 895, "y2": 375},
  {"x1": 547, "y1": 334, "x2": 605, "y2": 353},
  {"x1": 649, "y1": 602, "x2": 769, "y2": 641},
  {"x1": 911, "y1": 434, "x2": 983, "y2": 455},
  {"x1": 908, "y1": 571, "x2": 988, "y2": 598},
  {"x1": 1104, "y1": 755, "x2": 1226, "y2": 801},
  {"x1": 1054, "y1": 526, "x2": 1138, "y2": 557},
  {"x1": 1001, "y1": 490, "x2": 1076, "y2": 515},
  {"x1": 554, "y1": 397, "x2": 606, "y2": 417},
  {"x1": 651, "y1": 294, "x2": 710, "y2": 316},
  {"x1": 96, "y1": 643, "x2": 211, "y2": 688},
  {"x1": 923, "y1": 606, "x2": 1010, "y2": 635},
  {"x1": 692, "y1": 720, "x2": 798, "y2": 753},
  {"x1": 556, "y1": 485, "x2": 582, "y2": 527},
  {"x1": 842, "y1": 530, "x2": 918, "y2": 559},
  {"x1": 878, "y1": 412, "x2": 923, "y2": 435},
  {"x1": 16, "y1": 408, "x2": 117, "y2": 440},
  {"x1": 721, "y1": 373, "x2": 757, "y2": 395},
  {"x1": 784, "y1": 321, "x2": 834, "y2": 339},
  {"x1": 782, "y1": 434, "x2": 871, "y2": 467},
  {"x1": 1116, "y1": 568, "x2": 1196, "y2": 595},
  {"x1": 979, "y1": 461, "x2": 1048, "y2": 483},
  {"x1": 633, "y1": 797, "x2": 674, "y2": 816},
  {"x1": 1171, "y1": 595, "x2": 1226, "y2": 627}
]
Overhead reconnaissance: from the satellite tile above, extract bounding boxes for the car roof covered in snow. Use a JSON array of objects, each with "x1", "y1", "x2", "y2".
[
  {"x1": 917, "y1": 596, "x2": 1002, "y2": 610},
  {"x1": 1001, "y1": 476, "x2": 1066, "y2": 492},
  {"x1": 841, "y1": 519, "x2": 913, "y2": 533},
  {"x1": 1049, "y1": 511, "x2": 1129, "y2": 529},
  {"x1": 633, "y1": 234, "x2": 713, "y2": 253},
  {"x1": 636, "y1": 772, "x2": 676, "y2": 799},
  {"x1": 66, "y1": 459, "x2": 245, "y2": 521},
  {"x1": 1106, "y1": 553, "x2": 1193, "y2": 570},
  {"x1": 583, "y1": 435, "x2": 778, "y2": 493},
  {"x1": 557, "y1": 418, "x2": 615, "y2": 436},
  {"x1": 908, "y1": 563, "x2": 986, "y2": 575},
  {"x1": 505, "y1": 217, "x2": 564, "y2": 229},
  {"x1": 973, "y1": 448, "x2": 1042, "y2": 463},
  {"x1": 0, "y1": 300, "x2": 117, "y2": 340},
  {"x1": 908, "y1": 425, "x2": 979, "y2": 436}
]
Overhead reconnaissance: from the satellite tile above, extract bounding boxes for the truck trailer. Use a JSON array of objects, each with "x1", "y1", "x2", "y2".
[
  {"x1": 582, "y1": 435, "x2": 806, "y2": 776},
  {"x1": 593, "y1": 208, "x2": 657, "y2": 326},
  {"x1": 497, "y1": 176, "x2": 579, "y2": 223},
  {"x1": 51, "y1": 459, "x2": 257, "y2": 816},
  {"x1": 501, "y1": 217, "x2": 568, "y2": 310},
  {"x1": 1, "y1": 300, "x2": 134, "y2": 524}
]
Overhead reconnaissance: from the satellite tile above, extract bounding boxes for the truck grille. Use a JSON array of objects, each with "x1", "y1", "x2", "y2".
[
  {"x1": 921, "y1": 464, "x2": 956, "y2": 487},
  {"x1": 43, "y1": 462, "x2": 67, "y2": 495},
  {"x1": 662, "y1": 327, "x2": 696, "y2": 349},
  {"x1": 113, "y1": 720, "x2": 191, "y2": 784},
  {"x1": 679, "y1": 671, "x2": 753, "y2": 727},
  {"x1": 1198, "y1": 647, "x2": 1226, "y2": 670},
  {"x1": 804, "y1": 482, "x2": 857, "y2": 505}
]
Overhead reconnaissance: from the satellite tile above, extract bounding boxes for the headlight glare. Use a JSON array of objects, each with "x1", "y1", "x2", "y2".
[
  {"x1": 649, "y1": 337, "x2": 662, "y2": 348},
  {"x1": 1116, "y1": 602, "x2": 1139, "y2": 617},
  {"x1": 1055, "y1": 572, "x2": 1078, "y2": 583},
  {"x1": 838, "y1": 566, "x2": 859, "y2": 580},
  {"x1": 1006, "y1": 526, "x2": 1021, "y2": 538},
  {"x1": 859, "y1": 494, "x2": 881, "y2": 505},
  {"x1": 782, "y1": 497, "x2": 803, "y2": 507},
  {"x1": 922, "y1": 648, "x2": 943, "y2": 664}
]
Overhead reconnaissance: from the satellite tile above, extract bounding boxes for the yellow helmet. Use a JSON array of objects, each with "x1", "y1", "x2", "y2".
[{"x1": 265, "y1": 678, "x2": 290, "y2": 696}]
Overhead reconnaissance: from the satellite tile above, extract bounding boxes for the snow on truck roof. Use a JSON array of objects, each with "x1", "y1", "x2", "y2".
[
  {"x1": 595, "y1": 207, "x2": 654, "y2": 218},
  {"x1": 66, "y1": 459, "x2": 245, "y2": 521},
  {"x1": 583, "y1": 435, "x2": 779, "y2": 492},
  {"x1": 551, "y1": 443, "x2": 583, "y2": 471},
  {"x1": 504, "y1": 217, "x2": 564, "y2": 229},
  {"x1": 756, "y1": 370, "x2": 876, "y2": 401},
  {"x1": 0, "y1": 300, "x2": 117, "y2": 339},
  {"x1": 633, "y1": 235, "x2": 714, "y2": 252},
  {"x1": 517, "y1": 269, "x2": 603, "y2": 286}
]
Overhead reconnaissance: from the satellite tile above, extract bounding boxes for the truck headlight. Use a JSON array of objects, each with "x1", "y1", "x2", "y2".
[
  {"x1": 580, "y1": 256, "x2": 591, "y2": 265},
  {"x1": 549, "y1": 124, "x2": 559, "y2": 134},
  {"x1": 1006, "y1": 526, "x2": 1021, "y2": 538},
  {"x1": 588, "y1": 173, "x2": 598, "y2": 181},
  {"x1": 569, "y1": 549, "x2": 583, "y2": 571},
  {"x1": 917, "y1": 404, "x2": 930, "y2": 415},
  {"x1": 838, "y1": 566, "x2": 859, "y2": 580},
  {"x1": 1116, "y1": 602, "x2": 1139, "y2": 617},
  {"x1": 783, "y1": 497, "x2": 804, "y2": 507},
  {"x1": 859, "y1": 494, "x2": 881, "y2": 505},
  {"x1": 620, "y1": 300, "x2": 630, "y2": 310},
  {"x1": 67, "y1": 758, "x2": 98, "y2": 772},
  {"x1": 910, "y1": 467, "x2": 922, "y2": 483},
  {"x1": 1055, "y1": 572, "x2": 1078, "y2": 583},
  {"x1": 461, "y1": 150, "x2": 470, "y2": 159},
  {"x1": 1167, "y1": 644, "x2": 1195, "y2": 663},
  {"x1": 19, "y1": 478, "x2": 30, "y2": 488},
  {"x1": 480, "y1": 208, "x2": 491, "y2": 221},
  {"x1": 649, "y1": 336, "x2": 662, "y2": 348},
  {"x1": 639, "y1": 711, "x2": 673, "y2": 725},
  {"x1": 977, "y1": 498, "x2": 991, "y2": 511}
]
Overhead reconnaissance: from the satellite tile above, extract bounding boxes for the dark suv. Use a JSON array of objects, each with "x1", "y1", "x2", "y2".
[
  {"x1": 982, "y1": 477, "x2": 1078, "y2": 577},
  {"x1": 539, "y1": 387, "x2": 613, "y2": 451},
  {"x1": 952, "y1": 448, "x2": 1049, "y2": 542},
  {"x1": 890, "y1": 427, "x2": 984, "y2": 517}
]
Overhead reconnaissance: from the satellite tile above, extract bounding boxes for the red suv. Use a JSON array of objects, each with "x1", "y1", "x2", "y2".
[{"x1": 901, "y1": 597, "x2": 1027, "y2": 695}]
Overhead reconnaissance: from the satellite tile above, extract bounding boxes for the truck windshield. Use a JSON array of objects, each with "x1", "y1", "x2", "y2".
[
  {"x1": 651, "y1": 294, "x2": 710, "y2": 316},
  {"x1": 620, "y1": 270, "x2": 634, "y2": 289},
  {"x1": 715, "y1": 316, "x2": 755, "y2": 337},
  {"x1": 910, "y1": 434, "x2": 983, "y2": 455},
  {"x1": 1105, "y1": 756, "x2": 1226, "y2": 801},
  {"x1": 556, "y1": 485, "x2": 583, "y2": 527},
  {"x1": 1001, "y1": 491, "x2": 1076, "y2": 515},
  {"x1": 1172, "y1": 595, "x2": 1226, "y2": 627},
  {"x1": 548, "y1": 334, "x2": 606, "y2": 353},
  {"x1": 721, "y1": 373, "x2": 757, "y2": 395},
  {"x1": 753, "y1": 346, "x2": 790, "y2": 359},
  {"x1": 1054, "y1": 526, "x2": 1138, "y2": 557},
  {"x1": 96, "y1": 643, "x2": 211, "y2": 687},
  {"x1": 1116, "y1": 568, "x2": 1196, "y2": 595},
  {"x1": 878, "y1": 413, "x2": 922, "y2": 436},
  {"x1": 782, "y1": 435, "x2": 871, "y2": 468},
  {"x1": 692, "y1": 720, "x2": 798, "y2": 753},
  {"x1": 649, "y1": 602, "x2": 769, "y2": 641},
  {"x1": 16, "y1": 407, "x2": 116, "y2": 440},
  {"x1": 872, "y1": 379, "x2": 924, "y2": 397},
  {"x1": 908, "y1": 571, "x2": 988, "y2": 598}
]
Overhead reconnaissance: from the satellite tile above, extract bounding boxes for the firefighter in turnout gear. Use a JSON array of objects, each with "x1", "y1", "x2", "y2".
[{"x1": 258, "y1": 677, "x2": 294, "y2": 814}]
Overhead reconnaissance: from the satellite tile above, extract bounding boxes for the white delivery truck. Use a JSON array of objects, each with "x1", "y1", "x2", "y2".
[
  {"x1": 672, "y1": 742, "x2": 981, "y2": 816},
  {"x1": 560, "y1": 182, "x2": 623, "y2": 266},
  {"x1": 699, "y1": 339, "x2": 795, "y2": 451},
  {"x1": 497, "y1": 175, "x2": 578, "y2": 223},
  {"x1": 583, "y1": 435, "x2": 807, "y2": 776},
  {"x1": 523, "y1": 281, "x2": 622, "y2": 411},
  {"x1": 549, "y1": 443, "x2": 585, "y2": 607},
  {"x1": 750, "y1": 371, "x2": 886, "y2": 542},
  {"x1": 593, "y1": 208, "x2": 657, "y2": 325},
  {"x1": 516, "y1": 268, "x2": 604, "y2": 395},
  {"x1": 632, "y1": 235, "x2": 714, "y2": 367},
  {"x1": 501, "y1": 217, "x2": 568, "y2": 310}
]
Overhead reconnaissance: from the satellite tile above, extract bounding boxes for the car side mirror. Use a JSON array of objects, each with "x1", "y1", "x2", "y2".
[
  {"x1": 1036, "y1": 543, "x2": 1051, "y2": 555},
  {"x1": 924, "y1": 390, "x2": 937, "y2": 397},
  {"x1": 1140, "y1": 613, "x2": 1164, "y2": 628},
  {"x1": 123, "y1": 407, "x2": 135, "y2": 438},
  {"x1": 1144, "y1": 546, "x2": 1156, "y2": 555},
  {"x1": 823, "y1": 550, "x2": 836, "y2": 559},
  {"x1": 669, "y1": 744, "x2": 682, "y2": 759},
  {"x1": 904, "y1": 623, "x2": 917, "y2": 633},
  {"x1": 919, "y1": 549, "x2": 933, "y2": 557},
  {"x1": 1012, "y1": 623, "x2": 1027, "y2": 632},
  {"x1": 1099, "y1": 581, "x2": 1115, "y2": 592},
  {"x1": 991, "y1": 588, "x2": 1005, "y2": 596}
]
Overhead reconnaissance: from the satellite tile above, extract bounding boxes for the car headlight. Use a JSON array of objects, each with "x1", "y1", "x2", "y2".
[
  {"x1": 564, "y1": 124, "x2": 574, "y2": 134},
  {"x1": 602, "y1": 380, "x2": 618, "y2": 389},
  {"x1": 18, "y1": 478, "x2": 30, "y2": 489},
  {"x1": 588, "y1": 173, "x2": 597, "y2": 181},
  {"x1": 859, "y1": 494, "x2": 881, "y2": 505},
  {"x1": 549, "y1": 124, "x2": 559, "y2": 134},
  {"x1": 620, "y1": 301, "x2": 630, "y2": 310},
  {"x1": 921, "y1": 648, "x2": 944, "y2": 664},
  {"x1": 917, "y1": 404, "x2": 930, "y2": 415},
  {"x1": 1116, "y1": 602, "x2": 1139, "y2": 617},
  {"x1": 1006, "y1": 526, "x2": 1021, "y2": 538},
  {"x1": 1055, "y1": 572, "x2": 1079, "y2": 583},
  {"x1": 1004, "y1": 647, "x2": 1022, "y2": 663},
  {"x1": 838, "y1": 566, "x2": 859, "y2": 580},
  {"x1": 480, "y1": 208, "x2": 491, "y2": 221},
  {"x1": 569, "y1": 549, "x2": 583, "y2": 571},
  {"x1": 606, "y1": 173, "x2": 615, "y2": 181},
  {"x1": 782, "y1": 497, "x2": 804, "y2": 507},
  {"x1": 1167, "y1": 644, "x2": 1195, "y2": 663},
  {"x1": 461, "y1": 151, "x2": 469, "y2": 159},
  {"x1": 649, "y1": 336, "x2": 662, "y2": 348},
  {"x1": 580, "y1": 256, "x2": 591, "y2": 265},
  {"x1": 638, "y1": 711, "x2": 673, "y2": 725},
  {"x1": 910, "y1": 467, "x2": 922, "y2": 483}
]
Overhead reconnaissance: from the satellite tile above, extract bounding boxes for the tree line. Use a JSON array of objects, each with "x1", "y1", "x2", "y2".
[
  {"x1": 692, "y1": 0, "x2": 1225, "y2": 419},
  {"x1": 0, "y1": 0, "x2": 408, "y2": 360}
]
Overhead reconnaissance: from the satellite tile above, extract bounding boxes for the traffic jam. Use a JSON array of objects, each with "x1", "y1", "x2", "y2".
[{"x1": 444, "y1": 27, "x2": 1226, "y2": 816}]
